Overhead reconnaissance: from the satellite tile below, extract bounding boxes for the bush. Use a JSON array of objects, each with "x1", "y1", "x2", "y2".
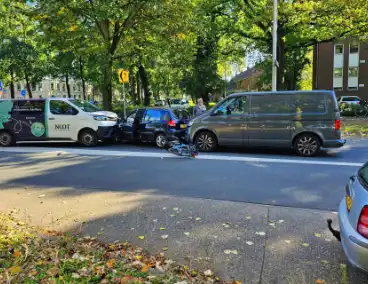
[{"x1": 340, "y1": 103, "x2": 362, "y2": 117}]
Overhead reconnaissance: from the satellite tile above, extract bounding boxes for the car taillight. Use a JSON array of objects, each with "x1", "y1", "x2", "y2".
[
  {"x1": 358, "y1": 206, "x2": 368, "y2": 238},
  {"x1": 168, "y1": 120, "x2": 176, "y2": 127},
  {"x1": 335, "y1": 119, "x2": 340, "y2": 131}
]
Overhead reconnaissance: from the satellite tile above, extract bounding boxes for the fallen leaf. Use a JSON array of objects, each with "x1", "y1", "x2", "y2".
[
  {"x1": 184, "y1": 232, "x2": 190, "y2": 236},
  {"x1": 204, "y1": 269, "x2": 213, "y2": 276},
  {"x1": 10, "y1": 266, "x2": 21, "y2": 274},
  {"x1": 47, "y1": 267, "x2": 59, "y2": 277},
  {"x1": 72, "y1": 273, "x2": 81, "y2": 279},
  {"x1": 284, "y1": 240, "x2": 291, "y2": 244},
  {"x1": 29, "y1": 269, "x2": 38, "y2": 276},
  {"x1": 314, "y1": 233, "x2": 321, "y2": 238},
  {"x1": 137, "y1": 236, "x2": 145, "y2": 240},
  {"x1": 321, "y1": 260, "x2": 329, "y2": 264},
  {"x1": 17, "y1": 221, "x2": 25, "y2": 226},
  {"x1": 246, "y1": 241, "x2": 253, "y2": 246},
  {"x1": 38, "y1": 194, "x2": 46, "y2": 198},
  {"x1": 161, "y1": 235, "x2": 169, "y2": 240},
  {"x1": 160, "y1": 227, "x2": 166, "y2": 230},
  {"x1": 231, "y1": 250, "x2": 239, "y2": 255},
  {"x1": 135, "y1": 255, "x2": 143, "y2": 260},
  {"x1": 162, "y1": 247, "x2": 168, "y2": 251},
  {"x1": 302, "y1": 243, "x2": 310, "y2": 247},
  {"x1": 316, "y1": 280, "x2": 325, "y2": 284},
  {"x1": 340, "y1": 263, "x2": 347, "y2": 269},
  {"x1": 269, "y1": 223, "x2": 275, "y2": 228},
  {"x1": 162, "y1": 207, "x2": 167, "y2": 210},
  {"x1": 153, "y1": 219, "x2": 158, "y2": 222},
  {"x1": 195, "y1": 217, "x2": 201, "y2": 221},
  {"x1": 233, "y1": 282, "x2": 242, "y2": 284},
  {"x1": 224, "y1": 249, "x2": 232, "y2": 254},
  {"x1": 325, "y1": 238, "x2": 331, "y2": 242},
  {"x1": 256, "y1": 232, "x2": 266, "y2": 236},
  {"x1": 170, "y1": 214, "x2": 176, "y2": 217},
  {"x1": 13, "y1": 250, "x2": 21, "y2": 257},
  {"x1": 107, "y1": 259, "x2": 115, "y2": 268},
  {"x1": 141, "y1": 264, "x2": 150, "y2": 273},
  {"x1": 222, "y1": 223, "x2": 230, "y2": 228}
]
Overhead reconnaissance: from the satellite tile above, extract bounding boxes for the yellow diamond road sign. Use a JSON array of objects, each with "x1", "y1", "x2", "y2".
[{"x1": 118, "y1": 69, "x2": 129, "y2": 83}]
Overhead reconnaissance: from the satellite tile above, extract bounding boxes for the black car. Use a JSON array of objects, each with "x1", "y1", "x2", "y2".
[{"x1": 117, "y1": 107, "x2": 190, "y2": 147}]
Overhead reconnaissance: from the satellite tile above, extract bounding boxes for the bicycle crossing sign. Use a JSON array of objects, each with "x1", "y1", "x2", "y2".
[{"x1": 118, "y1": 69, "x2": 129, "y2": 83}]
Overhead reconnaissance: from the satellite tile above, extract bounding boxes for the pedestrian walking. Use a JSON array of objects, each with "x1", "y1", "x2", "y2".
[{"x1": 193, "y1": 98, "x2": 206, "y2": 117}]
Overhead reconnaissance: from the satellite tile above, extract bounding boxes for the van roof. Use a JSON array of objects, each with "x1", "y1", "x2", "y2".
[{"x1": 227, "y1": 90, "x2": 334, "y2": 98}]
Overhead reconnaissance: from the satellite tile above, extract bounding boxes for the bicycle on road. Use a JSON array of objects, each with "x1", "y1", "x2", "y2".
[{"x1": 354, "y1": 100, "x2": 368, "y2": 117}]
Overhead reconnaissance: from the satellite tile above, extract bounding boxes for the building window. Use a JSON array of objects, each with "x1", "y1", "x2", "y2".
[
  {"x1": 78, "y1": 84, "x2": 81, "y2": 92},
  {"x1": 349, "y1": 67, "x2": 358, "y2": 77},
  {"x1": 335, "y1": 44, "x2": 343, "y2": 54},
  {"x1": 51, "y1": 83, "x2": 54, "y2": 91},
  {"x1": 73, "y1": 85, "x2": 76, "y2": 91},
  {"x1": 334, "y1": 68, "x2": 343, "y2": 78},
  {"x1": 350, "y1": 43, "x2": 359, "y2": 54},
  {"x1": 62, "y1": 84, "x2": 66, "y2": 92},
  {"x1": 38, "y1": 83, "x2": 42, "y2": 90},
  {"x1": 17, "y1": 84, "x2": 21, "y2": 91},
  {"x1": 57, "y1": 83, "x2": 60, "y2": 91}
]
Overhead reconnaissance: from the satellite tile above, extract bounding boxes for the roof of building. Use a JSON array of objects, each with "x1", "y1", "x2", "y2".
[{"x1": 230, "y1": 67, "x2": 258, "y2": 82}]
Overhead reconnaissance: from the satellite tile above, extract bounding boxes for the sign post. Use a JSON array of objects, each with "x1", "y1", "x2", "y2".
[{"x1": 117, "y1": 69, "x2": 129, "y2": 118}]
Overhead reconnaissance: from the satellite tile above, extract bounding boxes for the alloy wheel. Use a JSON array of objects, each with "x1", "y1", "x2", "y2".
[
  {"x1": 297, "y1": 136, "x2": 318, "y2": 156},
  {"x1": 197, "y1": 133, "x2": 214, "y2": 151}
]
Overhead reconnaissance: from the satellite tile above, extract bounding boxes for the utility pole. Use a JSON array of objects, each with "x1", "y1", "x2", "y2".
[{"x1": 272, "y1": 0, "x2": 278, "y2": 92}]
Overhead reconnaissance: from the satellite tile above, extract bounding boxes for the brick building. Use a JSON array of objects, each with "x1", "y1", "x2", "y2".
[
  {"x1": 227, "y1": 67, "x2": 263, "y2": 93},
  {"x1": 313, "y1": 39, "x2": 368, "y2": 100}
]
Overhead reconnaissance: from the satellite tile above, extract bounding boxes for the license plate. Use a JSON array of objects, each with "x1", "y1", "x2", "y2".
[
  {"x1": 346, "y1": 195, "x2": 352, "y2": 212},
  {"x1": 180, "y1": 124, "x2": 187, "y2": 129}
]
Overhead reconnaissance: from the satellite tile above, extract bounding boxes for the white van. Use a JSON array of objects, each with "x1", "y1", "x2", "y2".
[{"x1": 0, "y1": 98, "x2": 118, "y2": 147}]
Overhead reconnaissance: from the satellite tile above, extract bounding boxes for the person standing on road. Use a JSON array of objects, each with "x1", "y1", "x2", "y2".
[{"x1": 193, "y1": 98, "x2": 206, "y2": 117}]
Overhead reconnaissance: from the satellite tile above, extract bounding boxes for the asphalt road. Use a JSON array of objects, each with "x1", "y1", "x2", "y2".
[{"x1": 1, "y1": 137, "x2": 368, "y2": 211}]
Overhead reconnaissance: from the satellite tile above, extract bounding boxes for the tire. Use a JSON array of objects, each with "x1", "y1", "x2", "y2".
[
  {"x1": 155, "y1": 133, "x2": 167, "y2": 148},
  {"x1": 194, "y1": 131, "x2": 217, "y2": 152},
  {"x1": 294, "y1": 133, "x2": 321, "y2": 157},
  {"x1": 79, "y1": 129, "x2": 98, "y2": 147},
  {"x1": 0, "y1": 131, "x2": 14, "y2": 147}
]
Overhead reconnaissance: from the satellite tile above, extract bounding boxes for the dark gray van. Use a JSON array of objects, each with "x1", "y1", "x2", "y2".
[{"x1": 186, "y1": 91, "x2": 345, "y2": 157}]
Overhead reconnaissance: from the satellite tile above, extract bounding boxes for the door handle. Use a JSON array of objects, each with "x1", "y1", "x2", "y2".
[{"x1": 49, "y1": 118, "x2": 55, "y2": 121}]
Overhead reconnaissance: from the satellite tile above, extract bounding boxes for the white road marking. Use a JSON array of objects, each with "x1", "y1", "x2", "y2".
[{"x1": 0, "y1": 146, "x2": 363, "y2": 167}]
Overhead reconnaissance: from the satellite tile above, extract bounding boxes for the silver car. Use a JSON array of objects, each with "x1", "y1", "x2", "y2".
[{"x1": 336, "y1": 162, "x2": 368, "y2": 271}]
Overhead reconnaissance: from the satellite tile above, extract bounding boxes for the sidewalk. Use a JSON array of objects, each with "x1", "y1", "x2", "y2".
[{"x1": 1, "y1": 186, "x2": 368, "y2": 284}]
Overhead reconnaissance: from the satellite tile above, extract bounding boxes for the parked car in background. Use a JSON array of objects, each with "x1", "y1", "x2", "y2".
[
  {"x1": 154, "y1": 100, "x2": 168, "y2": 107},
  {"x1": 186, "y1": 90, "x2": 345, "y2": 156},
  {"x1": 117, "y1": 107, "x2": 188, "y2": 147},
  {"x1": 169, "y1": 99, "x2": 190, "y2": 109},
  {"x1": 337, "y1": 96, "x2": 361, "y2": 105},
  {"x1": 336, "y1": 162, "x2": 368, "y2": 272}
]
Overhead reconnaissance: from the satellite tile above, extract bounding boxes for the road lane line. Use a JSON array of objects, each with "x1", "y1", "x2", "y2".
[{"x1": 0, "y1": 146, "x2": 363, "y2": 167}]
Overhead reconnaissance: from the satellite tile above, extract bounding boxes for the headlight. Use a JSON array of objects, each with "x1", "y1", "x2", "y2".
[{"x1": 93, "y1": 115, "x2": 116, "y2": 121}]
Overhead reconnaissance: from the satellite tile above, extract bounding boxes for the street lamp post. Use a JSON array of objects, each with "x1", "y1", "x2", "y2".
[{"x1": 272, "y1": 0, "x2": 278, "y2": 92}]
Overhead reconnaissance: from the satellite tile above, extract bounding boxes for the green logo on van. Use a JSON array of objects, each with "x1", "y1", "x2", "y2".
[
  {"x1": 0, "y1": 101, "x2": 13, "y2": 129},
  {"x1": 31, "y1": 122, "x2": 45, "y2": 137}
]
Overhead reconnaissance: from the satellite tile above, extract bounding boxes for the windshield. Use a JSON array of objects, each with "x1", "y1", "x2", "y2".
[{"x1": 70, "y1": 99, "x2": 102, "y2": 112}]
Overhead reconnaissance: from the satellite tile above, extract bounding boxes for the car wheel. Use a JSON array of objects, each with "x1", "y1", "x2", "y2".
[
  {"x1": 294, "y1": 134, "x2": 321, "y2": 157},
  {"x1": 195, "y1": 131, "x2": 217, "y2": 152},
  {"x1": 0, "y1": 131, "x2": 14, "y2": 147},
  {"x1": 155, "y1": 133, "x2": 167, "y2": 148},
  {"x1": 79, "y1": 129, "x2": 98, "y2": 147}
]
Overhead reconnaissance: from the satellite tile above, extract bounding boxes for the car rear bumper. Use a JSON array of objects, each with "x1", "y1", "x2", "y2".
[
  {"x1": 338, "y1": 199, "x2": 368, "y2": 272},
  {"x1": 324, "y1": 139, "x2": 346, "y2": 148},
  {"x1": 97, "y1": 126, "x2": 116, "y2": 140}
]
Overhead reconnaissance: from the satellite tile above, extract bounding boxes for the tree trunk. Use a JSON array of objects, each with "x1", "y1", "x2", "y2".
[
  {"x1": 79, "y1": 56, "x2": 86, "y2": 100},
  {"x1": 138, "y1": 64, "x2": 151, "y2": 106},
  {"x1": 65, "y1": 73, "x2": 71, "y2": 98},
  {"x1": 10, "y1": 69, "x2": 15, "y2": 99},
  {"x1": 25, "y1": 74, "x2": 32, "y2": 98},
  {"x1": 130, "y1": 69, "x2": 136, "y2": 105},
  {"x1": 102, "y1": 56, "x2": 113, "y2": 110},
  {"x1": 277, "y1": 36, "x2": 285, "y2": 90},
  {"x1": 136, "y1": 71, "x2": 141, "y2": 105}
]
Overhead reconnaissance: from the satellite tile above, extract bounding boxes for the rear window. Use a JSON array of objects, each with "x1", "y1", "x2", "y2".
[
  {"x1": 359, "y1": 164, "x2": 368, "y2": 189},
  {"x1": 143, "y1": 109, "x2": 172, "y2": 122},
  {"x1": 342, "y1": 97, "x2": 360, "y2": 102}
]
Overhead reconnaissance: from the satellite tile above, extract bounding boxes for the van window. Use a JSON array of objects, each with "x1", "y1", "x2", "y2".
[
  {"x1": 214, "y1": 96, "x2": 247, "y2": 116},
  {"x1": 292, "y1": 93, "x2": 326, "y2": 113},
  {"x1": 250, "y1": 95, "x2": 292, "y2": 114},
  {"x1": 15, "y1": 100, "x2": 45, "y2": 115},
  {"x1": 50, "y1": 100, "x2": 78, "y2": 115}
]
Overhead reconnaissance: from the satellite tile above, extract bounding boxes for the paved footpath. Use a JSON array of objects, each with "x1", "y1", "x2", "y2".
[{"x1": 1, "y1": 186, "x2": 368, "y2": 284}]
